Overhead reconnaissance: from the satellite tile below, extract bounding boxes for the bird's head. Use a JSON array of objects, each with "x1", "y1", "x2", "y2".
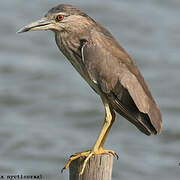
[{"x1": 18, "y1": 4, "x2": 94, "y2": 34}]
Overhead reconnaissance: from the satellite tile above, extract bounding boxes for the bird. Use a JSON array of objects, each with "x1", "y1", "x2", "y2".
[{"x1": 18, "y1": 4, "x2": 162, "y2": 175}]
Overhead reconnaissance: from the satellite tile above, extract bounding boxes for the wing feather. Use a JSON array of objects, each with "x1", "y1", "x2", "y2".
[{"x1": 81, "y1": 26, "x2": 162, "y2": 135}]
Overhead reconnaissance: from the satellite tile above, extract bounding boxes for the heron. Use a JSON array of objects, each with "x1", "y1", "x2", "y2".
[{"x1": 18, "y1": 4, "x2": 162, "y2": 175}]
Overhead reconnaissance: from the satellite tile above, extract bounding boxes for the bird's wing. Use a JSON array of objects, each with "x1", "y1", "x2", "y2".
[{"x1": 81, "y1": 27, "x2": 162, "y2": 135}]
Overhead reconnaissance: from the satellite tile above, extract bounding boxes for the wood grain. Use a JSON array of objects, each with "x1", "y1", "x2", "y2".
[{"x1": 69, "y1": 154, "x2": 113, "y2": 180}]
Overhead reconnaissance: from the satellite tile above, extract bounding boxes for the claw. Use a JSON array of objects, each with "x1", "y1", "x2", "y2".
[
  {"x1": 70, "y1": 154, "x2": 74, "y2": 158},
  {"x1": 61, "y1": 167, "x2": 65, "y2": 173},
  {"x1": 62, "y1": 149, "x2": 118, "y2": 175},
  {"x1": 109, "y1": 151, "x2": 119, "y2": 159},
  {"x1": 114, "y1": 152, "x2": 119, "y2": 160},
  {"x1": 109, "y1": 151, "x2": 115, "y2": 157}
]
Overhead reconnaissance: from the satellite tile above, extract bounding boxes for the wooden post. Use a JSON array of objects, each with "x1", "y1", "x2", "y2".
[{"x1": 69, "y1": 154, "x2": 113, "y2": 180}]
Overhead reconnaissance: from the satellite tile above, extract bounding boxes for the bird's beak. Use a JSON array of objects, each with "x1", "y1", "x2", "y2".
[{"x1": 17, "y1": 17, "x2": 52, "y2": 33}]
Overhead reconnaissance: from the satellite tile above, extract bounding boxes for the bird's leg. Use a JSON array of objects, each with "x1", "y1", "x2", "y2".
[
  {"x1": 99, "y1": 108, "x2": 116, "y2": 150},
  {"x1": 97, "y1": 109, "x2": 119, "y2": 159},
  {"x1": 62, "y1": 98, "x2": 116, "y2": 175},
  {"x1": 92, "y1": 100, "x2": 115, "y2": 152}
]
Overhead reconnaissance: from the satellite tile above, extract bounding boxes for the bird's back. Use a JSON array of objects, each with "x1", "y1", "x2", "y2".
[
  {"x1": 82, "y1": 23, "x2": 162, "y2": 135},
  {"x1": 51, "y1": 8, "x2": 162, "y2": 135}
]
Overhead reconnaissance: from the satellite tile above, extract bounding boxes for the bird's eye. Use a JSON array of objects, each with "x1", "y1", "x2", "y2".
[{"x1": 56, "y1": 15, "x2": 64, "y2": 22}]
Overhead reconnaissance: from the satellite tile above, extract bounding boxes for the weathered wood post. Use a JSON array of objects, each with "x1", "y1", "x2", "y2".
[{"x1": 69, "y1": 154, "x2": 113, "y2": 180}]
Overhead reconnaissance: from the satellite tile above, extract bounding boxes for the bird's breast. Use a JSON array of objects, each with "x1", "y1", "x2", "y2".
[{"x1": 55, "y1": 33, "x2": 100, "y2": 94}]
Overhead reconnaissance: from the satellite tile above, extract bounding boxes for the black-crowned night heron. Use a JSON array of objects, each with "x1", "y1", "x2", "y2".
[{"x1": 18, "y1": 4, "x2": 162, "y2": 174}]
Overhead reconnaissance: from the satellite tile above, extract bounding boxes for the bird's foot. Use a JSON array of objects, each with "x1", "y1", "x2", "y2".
[{"x1": 61, "y1": 148, "x2": 118, "y2": 175}]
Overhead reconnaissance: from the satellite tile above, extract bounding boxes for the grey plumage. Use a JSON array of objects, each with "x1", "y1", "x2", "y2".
[
  {"x1": 49, "y1": 4, "x2": 162, "y2": 135},
  {"x1": 18, "y1": 4, "x2": 162, "y2": 174},
  {"x1": 18, "y1": 4, "x2": 162, "y2": 135}
]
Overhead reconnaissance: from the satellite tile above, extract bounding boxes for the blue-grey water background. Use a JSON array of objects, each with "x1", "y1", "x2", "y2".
[{"x1": 0, "y1": 0, "x2": 180, "y2": 179}]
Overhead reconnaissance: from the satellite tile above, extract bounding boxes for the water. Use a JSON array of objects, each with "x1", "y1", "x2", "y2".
[{"x1": 0, "y1": 0, "x2": 180, "y2": 179}]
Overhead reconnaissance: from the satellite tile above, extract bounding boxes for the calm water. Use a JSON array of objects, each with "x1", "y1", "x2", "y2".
[{"x1": 0, "y1": 0, "x2": 180, "y2": 179}]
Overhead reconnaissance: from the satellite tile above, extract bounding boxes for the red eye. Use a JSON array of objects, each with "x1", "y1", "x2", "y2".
[{"x1": 56, "y1": 15, "x2": 64, "y2": 22}]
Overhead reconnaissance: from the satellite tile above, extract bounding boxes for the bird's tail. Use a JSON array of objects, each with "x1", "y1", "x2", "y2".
[{"x1": 109, "y1": 95, "x2": 162, "y2": 136}]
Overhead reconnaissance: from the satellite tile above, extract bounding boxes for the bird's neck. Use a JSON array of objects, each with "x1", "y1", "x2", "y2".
[
  {"x1": 55, "y1": 16, "x2": 95, "y2": 51},
  {"x1": 54, "y1": 20, "x2": 94, "y2": 59},
  {"x1": 55, "y1": 30, "x2": 88, "y2": 75},
  {"x1": 54, "y1": 17, "x2": 95, "y2": 78},
  {"x1": 55, "y1": 31, "x2": 82, "y2": 58}
]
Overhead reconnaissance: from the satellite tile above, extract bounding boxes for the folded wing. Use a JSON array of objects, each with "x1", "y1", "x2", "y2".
[{"x1": 81, "y1": 27, "x2": 162, "y2": 135}]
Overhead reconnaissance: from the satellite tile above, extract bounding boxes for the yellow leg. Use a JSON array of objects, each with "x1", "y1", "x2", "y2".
[
  {"x1": 92, "y1": 99, "x2": 115, "y2": 151},
  {"x1": 96, "y1": 100, "x2": 118, "y2": 159},
  {"x1": 62, "y1": 97, "x2": 117, "y2": 175},
  {"x1": 99, "y1": 106, "x2": 115, "y2": 149}
]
